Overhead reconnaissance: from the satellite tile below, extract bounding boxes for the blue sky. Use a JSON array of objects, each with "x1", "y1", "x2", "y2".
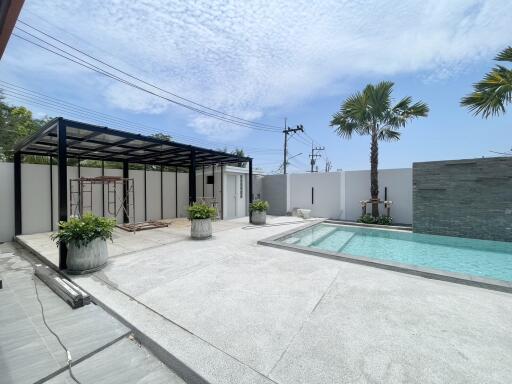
[{"x1": 1, "y1": 0, "x2": 511, "y2": 172}]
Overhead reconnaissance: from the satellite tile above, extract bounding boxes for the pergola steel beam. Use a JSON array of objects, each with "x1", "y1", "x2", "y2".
[
  {"x1": 14, "y1": 151, "x2": 21, "y2": 235},
  {"x1": 57, "y1": 118, "x2": 68, "y2": 270},
  {"x1": 189, "y1": 149, "x2": 196, "y2": 204}
]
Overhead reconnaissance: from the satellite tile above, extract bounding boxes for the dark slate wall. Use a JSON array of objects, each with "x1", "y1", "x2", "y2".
[{"x1": 413, "y1": 157, "x2": 512, "y2": 242}]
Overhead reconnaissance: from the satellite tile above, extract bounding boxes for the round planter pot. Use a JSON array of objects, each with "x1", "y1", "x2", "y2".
[
  {"x1": 66, "y1": 238, "x2": 108, "y2": 275},
  {"x1": 251, "y1": 210, "x2": 267, "y2": 225},
  {"x1": 191, "y1": 218, "x2": 212, "y2": 239}
]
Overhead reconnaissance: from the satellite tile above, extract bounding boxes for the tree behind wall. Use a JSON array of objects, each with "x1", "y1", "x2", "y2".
[
  {"x1": 0, "y1": 98, "x2": 51, "y2": 162},
  {"x1": 330, "y1": 81, "x2": 429, "y2": 217}
]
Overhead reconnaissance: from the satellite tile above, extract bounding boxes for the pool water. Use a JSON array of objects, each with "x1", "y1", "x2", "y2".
[{"x1": 279, "y1": 224, "x2": 512, "y2": 282}]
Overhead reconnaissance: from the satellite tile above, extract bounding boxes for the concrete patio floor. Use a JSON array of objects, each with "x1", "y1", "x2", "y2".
[
  {"x1": 16, "y1": 216, "x2": 512, "y2": 384},
  {"x1": 0, "y1": 242, "x2": 186, "y2": 384}
]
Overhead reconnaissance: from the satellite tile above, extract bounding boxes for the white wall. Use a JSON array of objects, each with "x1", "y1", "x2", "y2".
[
  {"x1": 261, "y1": 174, "x2": 289, "y2": 215},
  {"x1": 0, "y1": 162, "x2": 195, "y2": 242},
  {"x1": 289, "y1": 172, "x2": 344, "y2": 219},
  {"x1": 344, "y1": 168, "x2": 412, "y2": 224},
  {"x1": 0, "y1": 163, "x2": 14, "y2": 241},
  {"x1": 261, "y1": 168, "x2": 412, "y2": 224}
]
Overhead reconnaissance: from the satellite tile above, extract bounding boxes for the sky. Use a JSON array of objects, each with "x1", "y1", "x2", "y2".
[{"x1": 1, "y1": 0, "x2": 511, "y2": 173}]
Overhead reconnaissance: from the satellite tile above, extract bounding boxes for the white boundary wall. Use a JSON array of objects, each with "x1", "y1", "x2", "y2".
[
  {"x1": 0, "y1": 162, "x2": 262, "y2": 242},
  {"x1": 261, "y1": 168, "x2": 412, "y2": 224}
]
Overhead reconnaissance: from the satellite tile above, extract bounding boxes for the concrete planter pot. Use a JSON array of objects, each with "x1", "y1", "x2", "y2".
[
  {"x1": 66, "y1": 238, "x2": 108, "y2": 274},
  {"x1": 191, "y1": 218, "x2": 212, "y2": 239},
  {"x1": 251, "y1": 210, "x2": 267, "y2": 225}
]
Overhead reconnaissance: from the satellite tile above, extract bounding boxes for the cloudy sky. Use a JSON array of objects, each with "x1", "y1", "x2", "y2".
[{"x1": 1, "y1": 0, "x2": 511, "y2": 172}]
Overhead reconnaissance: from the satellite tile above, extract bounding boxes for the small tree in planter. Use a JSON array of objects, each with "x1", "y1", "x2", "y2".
[
  {"x1": 250, "y1": 199, "x2": 269, "y2": 225},
  {"x1": 51, "y1": 213, "x2": 116, "y2": 274},
  {"x1": 187, "y1": 202, "x2": 217, "y2": 239}
]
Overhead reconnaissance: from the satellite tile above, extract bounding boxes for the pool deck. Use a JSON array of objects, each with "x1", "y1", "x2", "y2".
[
  {"x1": 13, "y1": 216, "x2": 512, "y2": 384},
  {"x1": 0, "y1": 242, "x2": 185, "y2": 384}
]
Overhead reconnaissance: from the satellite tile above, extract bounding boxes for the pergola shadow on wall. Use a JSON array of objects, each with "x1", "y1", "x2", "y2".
[{"x1": 13, "y1": 117, "x2": 253, "y2": 270}]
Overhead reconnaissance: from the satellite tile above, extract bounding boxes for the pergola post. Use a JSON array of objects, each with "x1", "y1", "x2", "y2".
[
  {"x1": 14, "y1": 151, "x2": 22, "y2": 236},
  {"x1": 248, "y1": 158, "x2": 253, "y2": 223},
  {"x1": 220, "y1": 164, "x2": 224, "y2": 219},
  {"x1": 189, "y1": 150, "x2": 196, "y2": 204},
  {"x1": 57, "y1": 119, "x2": 68, "y2": 270},
  {"x1": 144, "y1": 164, "x2": 147, "y2": 221},
  {"x1": 49, "y1": 155, "x2": 54, "y2": 231},
  {"x1": 123, "y1": 160, "x2": 129, "y2": 223}
]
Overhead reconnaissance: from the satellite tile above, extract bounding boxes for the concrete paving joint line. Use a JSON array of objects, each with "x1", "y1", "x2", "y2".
[
  {"x1": 12, "y1": 238, "x2": 213, "y2": 384},
  {"x1": 89, "y1": 273, "x2": 280, "y2": 384}
]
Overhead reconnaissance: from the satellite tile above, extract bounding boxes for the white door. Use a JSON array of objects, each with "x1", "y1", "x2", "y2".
[{"x1": 226, "y1": 175, "x2": 237, "y2": 219}]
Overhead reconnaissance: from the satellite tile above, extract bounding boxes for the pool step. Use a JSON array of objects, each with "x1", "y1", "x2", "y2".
[
  {"x1": 284, "y1": 226, "x2": 338, "y2": 247},
  {"x1": 309, "y1": 230, "x2": 357, "y2": 253}
]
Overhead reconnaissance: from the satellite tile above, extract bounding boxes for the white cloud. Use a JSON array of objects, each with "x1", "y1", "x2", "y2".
[{"x1": 8, "y1": 0, "x2": 512, "y2": 140}]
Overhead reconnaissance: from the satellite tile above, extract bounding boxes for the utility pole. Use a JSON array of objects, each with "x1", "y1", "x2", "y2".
[
  {"x1": 325, "y1": 158, "x2": 332, "y2": 172},
  {"x1": 282, "y1": 119, "x2": 304, "y2": 174},
  {"x1": 309, "y1": 145, "x2": 325, "y2": 172}
]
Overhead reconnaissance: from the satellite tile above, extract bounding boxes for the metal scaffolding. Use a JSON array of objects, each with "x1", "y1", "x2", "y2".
[{"x1": 69, "y1": 176, "x2": 135, "y2": 228}]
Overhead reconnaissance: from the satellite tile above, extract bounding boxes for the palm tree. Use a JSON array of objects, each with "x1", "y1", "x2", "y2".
[
  {"x1": 461, "y1": 47, "x2": 512, "y2": 118},
  {"x1": 330, "y1": 81, "x2": 429, "y2": 217}
]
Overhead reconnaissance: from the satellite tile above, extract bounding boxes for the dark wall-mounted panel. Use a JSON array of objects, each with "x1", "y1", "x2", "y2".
[{"x1": 413, "y1": 157, "x2": 512, "y2": 241}]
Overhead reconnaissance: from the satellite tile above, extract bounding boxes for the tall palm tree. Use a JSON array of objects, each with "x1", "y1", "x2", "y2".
[
  {"x1": 461, "y1": 46, "x2": 512, "y2": 118},
  {"x1": 330, "y1": 81, "x2": 429, "y2": 217}
]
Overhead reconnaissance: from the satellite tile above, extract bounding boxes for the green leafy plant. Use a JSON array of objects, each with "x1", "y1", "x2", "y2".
[
  {"x1": 358, "y1": 214, "x2": 393, "y2": 225},
  {"x1": 51, "y1": 213, "x2": 116, "y2": 248},
  {"x1": 249, "y1": 199, "x2": 269, "y2": 212},
  {"x1": 187, "y1": 203, "x2": 217, "y2": 220}
]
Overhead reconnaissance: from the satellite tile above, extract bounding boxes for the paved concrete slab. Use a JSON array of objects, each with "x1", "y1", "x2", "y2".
[
  {"x1": 269, "y1": 262, "x2": 512, "y2": 384},
  {"x1": 16, "y1": 216, "x2": 512, "y2": 383},
  {"x1": 0, "y1": 242, "x2": 186, "y2": 384},
  {"x1": 46, "y1": 337, "x2": 185, "y2": 384}
]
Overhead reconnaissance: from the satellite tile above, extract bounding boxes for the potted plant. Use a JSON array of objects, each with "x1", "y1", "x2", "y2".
[
  {"x1": 51, "y1": 213, "x2": 116, "y2": 274},
  {"x1": 187, "y1": 202, "x2": 217, "y2": 239},
  {"x1": 250, "y1": 199, "x2": 269, "y2": 225}
]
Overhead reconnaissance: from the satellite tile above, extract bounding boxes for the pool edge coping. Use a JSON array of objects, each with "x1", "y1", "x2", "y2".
[{"x1": 257, "y1": 221, "x2": 512, "y2": 295}]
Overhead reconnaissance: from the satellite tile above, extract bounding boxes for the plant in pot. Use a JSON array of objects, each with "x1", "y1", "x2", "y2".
[
  {"x1": 51, "y1": 213, "x2": 116, "y2": 274},
  {"x1": 187, "y1": 202, "x2": 217, "y2": 239},
  {"x1": 250, "y1": 199, "x2": 269, "y2": 225}
]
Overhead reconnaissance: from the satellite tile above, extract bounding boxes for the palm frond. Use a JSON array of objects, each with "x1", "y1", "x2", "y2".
[
  {"x1": 495, "y1": 46, "x2": 512, "y2": 62},
  {"x1": 378, "y1": 128, "x2": 401, "y2": 141},
  {"x1": 366, "y1": 81, "x2": 393, "y2": 119},
  {"x1": 461, "y1": 65, "x2": 512, "y2": 118}
]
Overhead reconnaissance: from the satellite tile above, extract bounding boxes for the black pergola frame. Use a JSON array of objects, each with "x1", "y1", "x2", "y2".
[{"x1": 13, "y1": 117, "x2": 253, "y2": 270}]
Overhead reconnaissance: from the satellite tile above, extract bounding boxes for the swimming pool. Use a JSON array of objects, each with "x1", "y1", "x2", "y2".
[{"x1": 271, "y1": 223, "x2": 512, "y2": 285}]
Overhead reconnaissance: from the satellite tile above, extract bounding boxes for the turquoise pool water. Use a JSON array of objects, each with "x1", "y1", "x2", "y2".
[{"x1": 279, "y1": 224, "x2": 512, "y2": 282}]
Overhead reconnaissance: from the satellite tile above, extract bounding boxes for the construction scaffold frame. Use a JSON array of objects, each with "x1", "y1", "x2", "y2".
[{"x1": 69, "y1": 176, "x2": 136, "y2": 230}]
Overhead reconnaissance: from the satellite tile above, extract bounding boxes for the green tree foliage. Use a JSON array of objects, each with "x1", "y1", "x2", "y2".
[
  {"x1": 0, "y1": 98, "x2": 51, "y2": 161},
  {"x1": 461, "y1": 46, "x2": 512, "y2": 118},
  {"x1": 330, "y1": 81, "x2": 429, "y2": 217},
  {"x1": 150, "y1": 132, "x2": 172, "y2": 141}
]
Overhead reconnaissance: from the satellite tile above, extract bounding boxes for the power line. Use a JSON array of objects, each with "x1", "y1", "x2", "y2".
[
  {"x1": 0, "y1": 80, "x2": 281, "y2": 154},
  {"x1": 13, "y1": 22, "x2": 282, "y2": 132},
  {"x1": 17, "y1": 20, "x2": 283, "y2": 131}
]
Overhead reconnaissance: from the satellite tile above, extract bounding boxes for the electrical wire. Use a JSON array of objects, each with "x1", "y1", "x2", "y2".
[
  {"x1": 33, "y1": 274, "x2": 81, "y2": 383},
  {"x1": 17, "y1": 20, "x2": 282, "y2": 131},
  {"x1": 0, "y1": 81, "x2": 281, "y2": 154},
  {"x1": 13, "y1": 23, "x2": 282, "y2": 132}
]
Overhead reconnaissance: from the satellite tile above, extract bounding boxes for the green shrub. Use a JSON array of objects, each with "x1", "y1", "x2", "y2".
[
  {"x1": 187, "y1": 203, "x2": 217, "y2": 220},
  {"x1": 51, "y1": 213, "x2": 116, "y2": 248},
  {"x1": 377, "y1": 215, "x2": 393, "y2": 225},
  {"x1": 249, "y1": 199, "x2": 269, "y2": 212},
  {"x1": 357, "y1": 214, "x2": 393, "y2": 225}
]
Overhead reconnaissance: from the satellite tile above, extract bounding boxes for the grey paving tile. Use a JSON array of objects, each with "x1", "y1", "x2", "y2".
[{"x1": 46, "y1": 337, "x2": 186, "y2": 384}]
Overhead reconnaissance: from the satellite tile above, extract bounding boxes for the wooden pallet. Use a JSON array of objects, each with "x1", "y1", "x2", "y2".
[{"x1": 117, "y1": 220, "x2": 169, "y2": 232}]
